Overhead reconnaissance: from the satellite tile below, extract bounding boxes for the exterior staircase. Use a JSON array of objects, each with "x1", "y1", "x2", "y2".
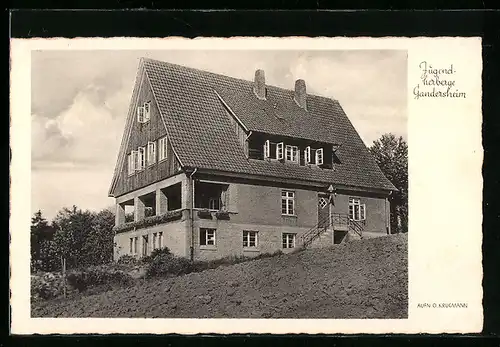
[{"x1": 300, "y1": 213, "x2": 365, "y2": 248}]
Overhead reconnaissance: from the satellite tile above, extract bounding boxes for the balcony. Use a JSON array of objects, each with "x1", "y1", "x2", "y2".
[{"x1": 113, "y1": 209, "x2": 186, "y2": 234}]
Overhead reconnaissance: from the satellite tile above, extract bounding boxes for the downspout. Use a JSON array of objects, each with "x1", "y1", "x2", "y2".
[{"x1": 189, "y1": 168, "x2": 198, "y2": 261}]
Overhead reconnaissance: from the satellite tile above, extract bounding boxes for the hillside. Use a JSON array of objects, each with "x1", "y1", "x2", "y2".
[{"x1": 32, "y1": 233, "x2": 408, "y2": 319}]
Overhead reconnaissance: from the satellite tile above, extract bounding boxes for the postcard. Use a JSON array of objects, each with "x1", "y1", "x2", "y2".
[{"x1": 10, "y1": 36, "x2": 483, "y2": 334}]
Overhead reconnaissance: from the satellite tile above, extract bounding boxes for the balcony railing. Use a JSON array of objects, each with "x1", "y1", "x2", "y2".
[{"x1": 113, "y1": 209, "x2": 185, "y2": 234}]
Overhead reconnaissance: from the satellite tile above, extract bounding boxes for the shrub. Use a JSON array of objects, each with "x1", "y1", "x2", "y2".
[
  {"x1": 66, "y1": 267, "x2": 133, "y2": 293},
  {"x1": 117, "y1": 254, "x2": 139, "y2": 266},
  {"x1": 145, "y1": 253, "x2": 192, "y2": 278},
  {"x1": 141, "y1": 247, "x2": 172, "y2": 264},
  {"x1": 31, "y1": 273, "x2": 65, "y2": 300}
]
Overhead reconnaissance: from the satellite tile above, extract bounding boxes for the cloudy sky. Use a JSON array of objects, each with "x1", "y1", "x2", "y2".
[{"x1": 31, "y1": 49, "x2": 407, "y2": 220}]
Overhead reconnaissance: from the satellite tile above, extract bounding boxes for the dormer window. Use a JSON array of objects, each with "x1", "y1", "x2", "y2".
[
  {"x1": 285, "y1": 145, "x2": 299, "y2": 163},
  {"x1": 316, "y1": 148, "x2": 324, "y2": 165},
  {"x1": 276, "y1": 142, "x2": 284, "y2": 160},
  {"x1": 305, "y1": 146, "x2": 311, "y2": 164}
]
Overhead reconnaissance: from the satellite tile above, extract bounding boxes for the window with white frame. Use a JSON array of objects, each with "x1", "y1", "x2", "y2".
[
  {"x1": 276, "y1": 142, "x2": 284, "y2": 160},
  {"x1": 282, "y1": 233, "x2": 296, "y2": 249},
  {"x1": 137, "y1": 147, "x2": 146, "y2": 170},
  {"x1": 144, "y1": 101, "x2": 151, "y2": 122},
  {"x1": 137, "y1": 105, "x2": 145, "y2": 123},
  {"x1": 348, "y1": 197, "x2": 366, "y2": 221},
  {"x1": 263, "y1": 140, "x2": 270, "y2": 159},
  {"x1": 158, "y1": 136, "x2": 168, "y2": 162},
  {"x1": 281, "y1": 190, "x2": 295, "y2": 215},
  {"x1": 152, "y1": 233, "x2": 157, "y2": 250},
  {"x1": 315, "y1": 148, "x2": 324, "y2": 165},
  {"x1": 243, "y1": 231, "x2": 258, "y2": 248},
  {"x1": 158, "y1": 232, "x2": 163, "y2": 249},
  {"x1": 127, "y1": 152, "x2": 136, "y2": 176},
  {"x1": 147, "y1": 141, "x2": 156, "y2": 166},
  {"x1": 305, "y1": 146, "x2": 311, "y2": 164},
  {"x1": 200, "y1": 228, "x2": 216, "y2": 247},
  {"x1": 285, "y1": 145, "x2": 299, "y2": 163}
]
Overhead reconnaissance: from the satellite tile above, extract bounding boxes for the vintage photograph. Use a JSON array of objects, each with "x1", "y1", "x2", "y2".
[{"x1": 30, "y1": 49, "x2": 408, "y2": 319}]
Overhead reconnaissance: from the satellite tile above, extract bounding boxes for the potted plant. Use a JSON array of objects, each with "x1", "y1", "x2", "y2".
[{"x1": 215, "y1": 210, "x2": 230, "y2": 220}]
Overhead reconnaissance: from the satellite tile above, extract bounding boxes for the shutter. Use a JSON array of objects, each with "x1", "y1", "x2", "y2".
[
  {"x1": 277, "y1": 142, "x2": 284, "y2": 160},
  {"x1": 305, "y1": 146, "x2": 311, "y2": 163},
  {"x1": 144, "y1": 102, "x2": 151, "y2": 121},
  {"x1": 316, "y1": 148, "x2": 324, "y2": 165},
  {"x1": 264, "y1": 140, "x2": 270, "y2": 159}
]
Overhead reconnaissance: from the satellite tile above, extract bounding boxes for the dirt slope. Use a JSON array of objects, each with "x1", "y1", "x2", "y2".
[{"x1": 32, "y1": 233, "x2": 408, "y2": 319}]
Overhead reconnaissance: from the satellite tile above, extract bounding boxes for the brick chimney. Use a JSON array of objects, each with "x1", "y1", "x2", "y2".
[
  {"x1": 253, "y1": 69, "x2": 266, "y2": 100},
  {"x1": 294, "y1": 79, "x2": 307, "y2": 110}
]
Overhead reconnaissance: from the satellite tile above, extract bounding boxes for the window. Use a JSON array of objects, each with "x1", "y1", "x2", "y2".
[
  {"x1": 129, "y1": 238, "x2": 133, "y2": 254},
  {"x1": 137, "y1": 147, "x2": 146, "y2": 170},
  {"x1": 243, "y1": 231, "x2": 258, "y2": 248},
  {"x1": 282, "y1": 233, "x2": 296, "y2": 249},
  {"x1": 285, "y1": 145, "x2": 299, "y2": 163},
  {"x1": 134, "y1": 237, "x2": 138, "y2": 255},
  {"x1": 319, "y1": 197, "x2": 328, "y2": 209},
  {"x1": 158, "y1": 232, "x2": 163, "y2": 249},
  {"x1": 263, "y1": 140, "x2": 270, "y2": 159},
  {"x1": 144, "y1": 101, "x2": 151, "y2": 122},
  {"x1": 142, "y1": 235, "x2": 149, "y2": 256},
  {"x1": 305, "y1": 146, "x2": 311, "y2": 164},
  {"x1": 281, "y1": 191, "x2": 295, "y2": 215},
  {"x1": 127, "y1": 152, "x2": 136, "y2": 176},
  {"x1": 195, "y1": 182, "x2": 228, "y2": 210},
  {"x1": 152, "y1": 233, "x2": 157, "y2": 250},
  {"x1": 158, "y1": 136, "x2": 168, "y2": 162},
  {"x1": 276, "y1": 142, "x2": 284, "y2": 160},
  {"x1": 349, "y1": 198, "x2": 366, "y2": 221},
  {"x1": 200, "y1": 228, "x2": 216, "y2": 246},
  {"x1": 315, "y1": 148, "x2": 324, "y2": 165},
  {"x1": 147, "y1": 141, "x2": 156, "y2": 166},
  {"x1": 137, "y1": 106, "x2": 145, "y2": 123},
  {"x1": 209, "y1": 198, "x2": 220, "y2": 210}
]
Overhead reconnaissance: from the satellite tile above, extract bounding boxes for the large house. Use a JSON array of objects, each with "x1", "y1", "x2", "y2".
[{"x1": 109, "y1": 58, "x2": 397, "y2": 261}]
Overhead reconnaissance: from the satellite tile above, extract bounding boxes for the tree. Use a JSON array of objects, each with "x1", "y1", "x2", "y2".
[
  {"x1": 84, "y1": 209, "x2": 116, "y2": 266},
  {"x1": 369, "y1": 133, "x2": 408, "y2": 233},
  {"x1": 30, "y1": 210, "x2": 56, "y2": 271}
]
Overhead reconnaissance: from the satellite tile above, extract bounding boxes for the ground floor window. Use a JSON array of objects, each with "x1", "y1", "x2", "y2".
[
  {"x1": 349, "y1": 197, "x2": 366, "y2": 221},
  {"x1": 152, "y1": 233, "x2": 157, "y2": 250},
  {"x1": 142, "y1": 235, "x2": 149, "y2": 256},
  {"x1": 282, "y1": 233, "x2": 296, "y2": 249},
  {"x1": 134, "y1": 237, "x2": 138, "y2": 255},
  {"x1": 158, "y1": 232, "x2": 163, "y2": 249},
  {"x1": 200, "y1": 228, "x2": 216, "y2": 246},
  {"x1": 243, "y1": 230, "x2": 258, "y2": 248},
  {"x1": 129, "y1": 238, "x2": 133, "y2": 254}
]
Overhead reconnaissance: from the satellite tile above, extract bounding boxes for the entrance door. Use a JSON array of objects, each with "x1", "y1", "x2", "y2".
[{"x1": 318, "y1": 194, "x2": 330, "y2": 229}]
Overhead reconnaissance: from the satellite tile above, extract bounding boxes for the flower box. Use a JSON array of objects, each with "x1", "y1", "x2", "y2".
[
  {"x1": 197, "y1": 210, "x2": 213, "y2": 219},
  {"x1": 215, "y1": 211, "x2": 230, "y2": 220}
]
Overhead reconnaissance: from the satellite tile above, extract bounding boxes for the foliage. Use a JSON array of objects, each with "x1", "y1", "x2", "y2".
[
  {"x1": 66, "y1": 266, "x2": 133, "y2": 293},
  {"x1": 31, "y1": 206, "x2": 117, "y2": 272},
  {"x1": 145, "y1": 249, "x2": 283, "y2": 279},
  {"x1": 369, "y1": 133, "x2": 408, "y2": 233},
  {"x1": 113, "y1": 210, "x2": 183, "y2": 234},
  {"x1": 30, "y1": 211, "x2": 58, "y2": 271},
  {"x1": 31, "y1": 272, "x2": 65, "y2": 300},
  {"x1": 141, "y1": 247, "x2": 173, "y2": 264},
  {"x1": 116, "y1": 254, "x2": 139, "y2": 266}
]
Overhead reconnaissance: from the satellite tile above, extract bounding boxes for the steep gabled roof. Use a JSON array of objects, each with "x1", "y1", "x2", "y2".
[{"x1": 110, "y1": 58, "x2": 397, "y2": 195}]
